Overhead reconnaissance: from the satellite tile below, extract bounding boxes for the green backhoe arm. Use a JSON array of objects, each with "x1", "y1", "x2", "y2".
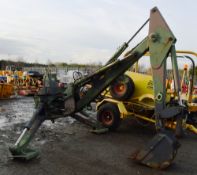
[{"x1": 10, "y1": 7, "x2": 184, "y2": 169}]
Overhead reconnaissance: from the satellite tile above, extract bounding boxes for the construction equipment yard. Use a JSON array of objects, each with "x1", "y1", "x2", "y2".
[
  {"x1": 1, "y1": 2, "x2": 197, "y2": 174},
  {"x1": 0, "y1": 97, "x2": 197, "y2": 175}
]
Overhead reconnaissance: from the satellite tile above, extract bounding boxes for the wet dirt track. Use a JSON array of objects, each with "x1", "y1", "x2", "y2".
[{"x1": 0, "y1": 97, "x2": 197, "y2": 175}]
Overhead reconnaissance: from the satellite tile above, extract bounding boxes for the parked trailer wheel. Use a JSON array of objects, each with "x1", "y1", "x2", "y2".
[
  {"x1": 97, "y1": 103, "x2": 121, "y2": 131},
  {"x1": 110, "y1": 74, "x2": 135, "y2": 101}
]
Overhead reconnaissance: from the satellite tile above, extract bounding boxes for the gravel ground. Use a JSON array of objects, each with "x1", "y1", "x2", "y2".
[{"x1": 0, "y1": 96, "x2": 197, "y2": 175}]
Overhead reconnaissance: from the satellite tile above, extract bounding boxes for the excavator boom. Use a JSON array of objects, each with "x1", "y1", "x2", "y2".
[{"x1": 9, "y1": 7, "x2": 185, "y2": 169}]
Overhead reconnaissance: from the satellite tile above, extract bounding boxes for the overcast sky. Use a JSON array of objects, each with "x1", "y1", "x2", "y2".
[{"x1": 0, "y1": 0, "x2": 196, "y2": 64}]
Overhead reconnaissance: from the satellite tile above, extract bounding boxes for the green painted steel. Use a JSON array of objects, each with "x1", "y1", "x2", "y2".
[{"x1": 9, "y1": 7, "x2": 184, "y2": 169}]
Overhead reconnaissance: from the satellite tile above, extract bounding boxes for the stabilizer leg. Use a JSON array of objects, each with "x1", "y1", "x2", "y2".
[
  {"x1": 72, "y1": 111, "x2": 109, "y2": 134},
  {"x1": 9, "y1": 104, "x2": 45, "y2": 160}
]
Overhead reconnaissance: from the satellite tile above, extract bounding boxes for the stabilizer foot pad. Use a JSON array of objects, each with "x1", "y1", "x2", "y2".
[
  {"x1": 9, "y1": 146, "x2": 40, "y2": 161},
  {"x1": 90, "y1": 128, "x2": 109, "y2": 134}
]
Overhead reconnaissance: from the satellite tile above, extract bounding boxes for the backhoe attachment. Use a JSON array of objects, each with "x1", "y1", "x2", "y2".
[
  {"x1": 132, "y1": 130, "x2": 180, "y2": 169},
  {"x1": 10, "y1": 7, "x2": 184, "y2": 169}
]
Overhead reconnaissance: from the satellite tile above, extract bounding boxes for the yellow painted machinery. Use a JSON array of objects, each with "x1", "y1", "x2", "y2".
[
  {"x1": 96, "y1": 51, "x2": 197, "y2": 134},
  {"x1": 0, "y1": 82, "x2": 14, "y2": 99},
  {"x1": 0, "y1": 69, "x2": 43, "y2": 96},
  {"x1": 0, "y1": 70, "x2": 15, "y2": 98}
]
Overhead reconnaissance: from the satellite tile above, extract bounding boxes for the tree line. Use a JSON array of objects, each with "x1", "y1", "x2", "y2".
[{"x1": 0, "y1": 59, "x2": 102, "y2": 70}]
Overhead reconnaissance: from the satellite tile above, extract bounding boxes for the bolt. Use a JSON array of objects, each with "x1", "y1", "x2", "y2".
[
  {"x1": 168, "y1": 37, "x2": 173, "y2": 41},
  {"x1": 149, "y1": 33, "x2": 158, "y2": 42}
]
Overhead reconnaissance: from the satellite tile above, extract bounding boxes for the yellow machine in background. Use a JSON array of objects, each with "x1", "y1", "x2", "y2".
[
  {"x1": 96, "y1": 71, "x2": 156, "y2": 130},
  {"x1": 96, "y1": 51, "x2": 197, "y2": 134},
  {"x1": 0, "y1": 69, "x2": 43, "y2": 96},
  {"x1": 0, "y1": 83, "x2": 14, "y2": 99},
  {"x1": 0, "y1": 69, "x2": 16, "y2": 99}
]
